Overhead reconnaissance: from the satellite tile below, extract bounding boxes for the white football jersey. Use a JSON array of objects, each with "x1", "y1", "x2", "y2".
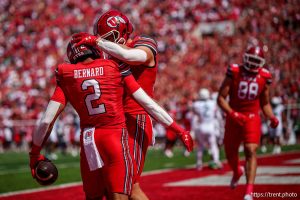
[
  {"x1": 273, "y1": 104, "x2": 284, "y2": 126},
  {"x1": 269, "y1": 103, "x2": 285, "y2": 136},
  {"x1": 192, "y1": 99, "x2": 217, "y2": 123}
]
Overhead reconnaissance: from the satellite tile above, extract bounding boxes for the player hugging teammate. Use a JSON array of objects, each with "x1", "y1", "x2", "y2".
[{"x1": 29, "y1": 10, "x2": 193, "y2": 200}]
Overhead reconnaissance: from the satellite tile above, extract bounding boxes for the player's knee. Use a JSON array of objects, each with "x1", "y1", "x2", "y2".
[{"x1": 244, "y1": 145, "x2": 257, "y2": 158}]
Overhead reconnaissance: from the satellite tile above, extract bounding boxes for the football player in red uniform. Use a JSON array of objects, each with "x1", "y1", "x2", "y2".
[
  {"x1": 75, "y1": 10, "x2": 178, "y2": 200},
  {"x1": 29, "y1": 33, "x2": 193, "y2": 200},
  {"x1": 217, "y1": 46, "x2": 279, "y2": 200}
]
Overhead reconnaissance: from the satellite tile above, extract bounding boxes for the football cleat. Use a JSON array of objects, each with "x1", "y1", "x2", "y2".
[
  {"x1": 244, "y1": 194, "x2": 253, "y2": 200},
  {"x1": 164, "y1": 149, "x2": 174, "y2": 158},
  {"x1": 230, "y1": 166, "x2": 244, "y2": 189}
]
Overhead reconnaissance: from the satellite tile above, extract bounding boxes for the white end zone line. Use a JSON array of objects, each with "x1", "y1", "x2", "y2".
[{"x1": 0, "y1": 150, "x2": 299, "y2": 197}]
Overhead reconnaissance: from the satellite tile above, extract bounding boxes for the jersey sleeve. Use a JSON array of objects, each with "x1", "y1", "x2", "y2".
[
  {"x1": 226, "y1": 64, "x2": 239, "y2": 78},
  {"x1": 55, "y1": 65, "x2": 63, "y2": 86},
  {"x1": 118, "y1": 62, "x2": 132, "y2": 77},
  {"x1": 123, "y1": 74, "x2": 141, "y2": 94},
  {"x1": 50, "y1": 85, "x2": 67, "y2": 105},
  {"x1": 260, "y1": 68, "x2": 272, "y2": 85},
  {"x1": 51, "y1": 66, "x2": 67, "y2": 105},
  {"x1": 132, "y1": 35, "x2": 158, "y2": 56}
]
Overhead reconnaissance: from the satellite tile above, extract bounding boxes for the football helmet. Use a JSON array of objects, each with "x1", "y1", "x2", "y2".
[
  {"x1": 271, "y1": 96, "x2": 282, "y2": 106},
  {"x1": 67, "y1": 32, "x2": 101, "y2": 64},
  {"x1": 93, "y1": 10, "x2": 133, "y2": 44},
  {"x1": 243, "y1": 46, "x2": 265, "y2": 73},
  {"x1": 199, "y1": 88, "x2": 210, "y2": 100}
]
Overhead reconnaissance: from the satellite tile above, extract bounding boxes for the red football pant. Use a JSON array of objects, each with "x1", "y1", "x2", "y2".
[
  {"x1": 224, "y1": 114, "x2": 261, "y2": 174},
  {"x1": 80, "y1": 128, "x2": 134, "y2": 198},
  {"x1": 126, "y1": 113, "x2": 153, "y2": 183}
]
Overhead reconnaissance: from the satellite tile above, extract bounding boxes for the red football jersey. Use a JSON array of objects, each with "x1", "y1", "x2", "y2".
[
  {"x1": 227, "y1": 64, "x2": 272, "y2": 114},
  {"x1": 52, "y1": 59, "x2": 131, "y2": 129},
  {"x1": 123, "y1": 35, "x2": 158, "y2": 114}
]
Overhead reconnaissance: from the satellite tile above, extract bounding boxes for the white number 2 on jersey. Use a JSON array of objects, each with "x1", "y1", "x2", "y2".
[
  {"x1": 82, "y1": 79, "x2": 106, "y2": 115},
  {"x1": 238, "y1": 81, "x2": 259, "y2": 100}
]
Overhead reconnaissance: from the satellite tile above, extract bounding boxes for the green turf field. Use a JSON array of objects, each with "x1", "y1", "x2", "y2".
[{"x1": 0, "y1": 144, "x2": 299, "y2": 194}]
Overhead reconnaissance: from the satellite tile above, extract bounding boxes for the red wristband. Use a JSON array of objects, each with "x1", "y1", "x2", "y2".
[
  {"x1": 30, "y1": 144, "x2": 42, "y2": 155},
  {"x1": 168, "y1": 122, "x2": 185, "y2": 135}
]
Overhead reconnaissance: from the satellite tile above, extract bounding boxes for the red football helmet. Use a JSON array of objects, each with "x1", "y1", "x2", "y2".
[
  {"x1": 67, "y1": 32, "x2": 101, "y2": 64},
  {"x1": 93, "y1": 10, "x2": 133, "y2": 44},
  {"x1": 243, "y1": 46, "x2": 265, "y2": 73}
]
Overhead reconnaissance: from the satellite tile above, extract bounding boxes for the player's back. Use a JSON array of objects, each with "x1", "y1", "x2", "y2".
[
  {"x1": 56, "y1": 59, "x2": 126, "y2": 129},
  {"x1": 227, "y1": 64, "x2": 272, "y2": 114},
  {"x1": 123, "y1": 35, "x2": 158, "y2": 114},
  {"x1": 193, "y1": 100, "x2": 216, "y2": 123}
]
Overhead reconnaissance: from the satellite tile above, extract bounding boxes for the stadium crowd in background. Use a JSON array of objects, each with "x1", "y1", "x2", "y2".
[{"x1": 0, "y1": 0, "x2": 299, "y2": 152}]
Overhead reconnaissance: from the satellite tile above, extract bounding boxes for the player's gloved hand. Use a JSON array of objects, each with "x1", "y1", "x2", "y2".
[
  {"x1": 179, "y1": 131, "x2": 194, "y2": 152},
  {"x1": 269, "y1": 116, "x2": 279, "y2": 128},
  {"x1": 168, "y1": 122, "x2": 193, "y2": 152},
  {"x1": 71, "y1": 32, "x2": 91, "y2": 42},
  {"x1": 29, "y1": 144, "x2": 46, "y2": 178},
  {"x1": 74, "y1": 33, "x2": 98, "y2": 47},
  {"x1": 126, "y1": 36, "x2": 139, "y2": 47},
  {"x1": 229, "y1": 111, "x2": 248, "y2": 126}
]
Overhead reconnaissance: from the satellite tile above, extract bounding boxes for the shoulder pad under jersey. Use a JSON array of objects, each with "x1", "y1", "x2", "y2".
[
  {"x1": 226, "y1": 64, "x2": 240, "y2": 77},
  {"x1": 131, "y1": 35, "x2": 158, "y2": 56},
  {"x1": 259, "y1": 67, "x2": 272, "y2": 84}
]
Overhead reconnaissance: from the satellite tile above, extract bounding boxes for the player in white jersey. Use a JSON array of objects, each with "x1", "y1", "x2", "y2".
[
  {"x1": 211, "y1": 92, "x2": 225, "y2": 146},
  {"x1": 269, "y1": 96, "x2": 287, "y2": 154},
  {"x1": 192, "y1": 88, "x2": 222, "y2": 170}
]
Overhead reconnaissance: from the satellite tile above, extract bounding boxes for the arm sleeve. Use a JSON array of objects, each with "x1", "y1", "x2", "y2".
[
  {"x1": 131, "y1": 88, "x2": 174, "y2": 127},
  {"x1": 96, "y1": 38, "x2": 147, "y2": 62},
  {"x1": 126, "y1": 84, "x2": 185, "y2": 134},
  {"x1": 32, "y1": 100, "x2": 64, "y2": 146}
]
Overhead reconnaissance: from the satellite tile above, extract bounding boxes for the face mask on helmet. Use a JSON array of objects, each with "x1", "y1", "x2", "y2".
[
  {"x1": 243, "y1": 46, "x2": 265, "y2": 73},
  {"x1": 93, "y1": 10, "x2": 133, "y2": 44},
  {"x1": 67, "y1": 33, "x2": 101, "y2": 64}
]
